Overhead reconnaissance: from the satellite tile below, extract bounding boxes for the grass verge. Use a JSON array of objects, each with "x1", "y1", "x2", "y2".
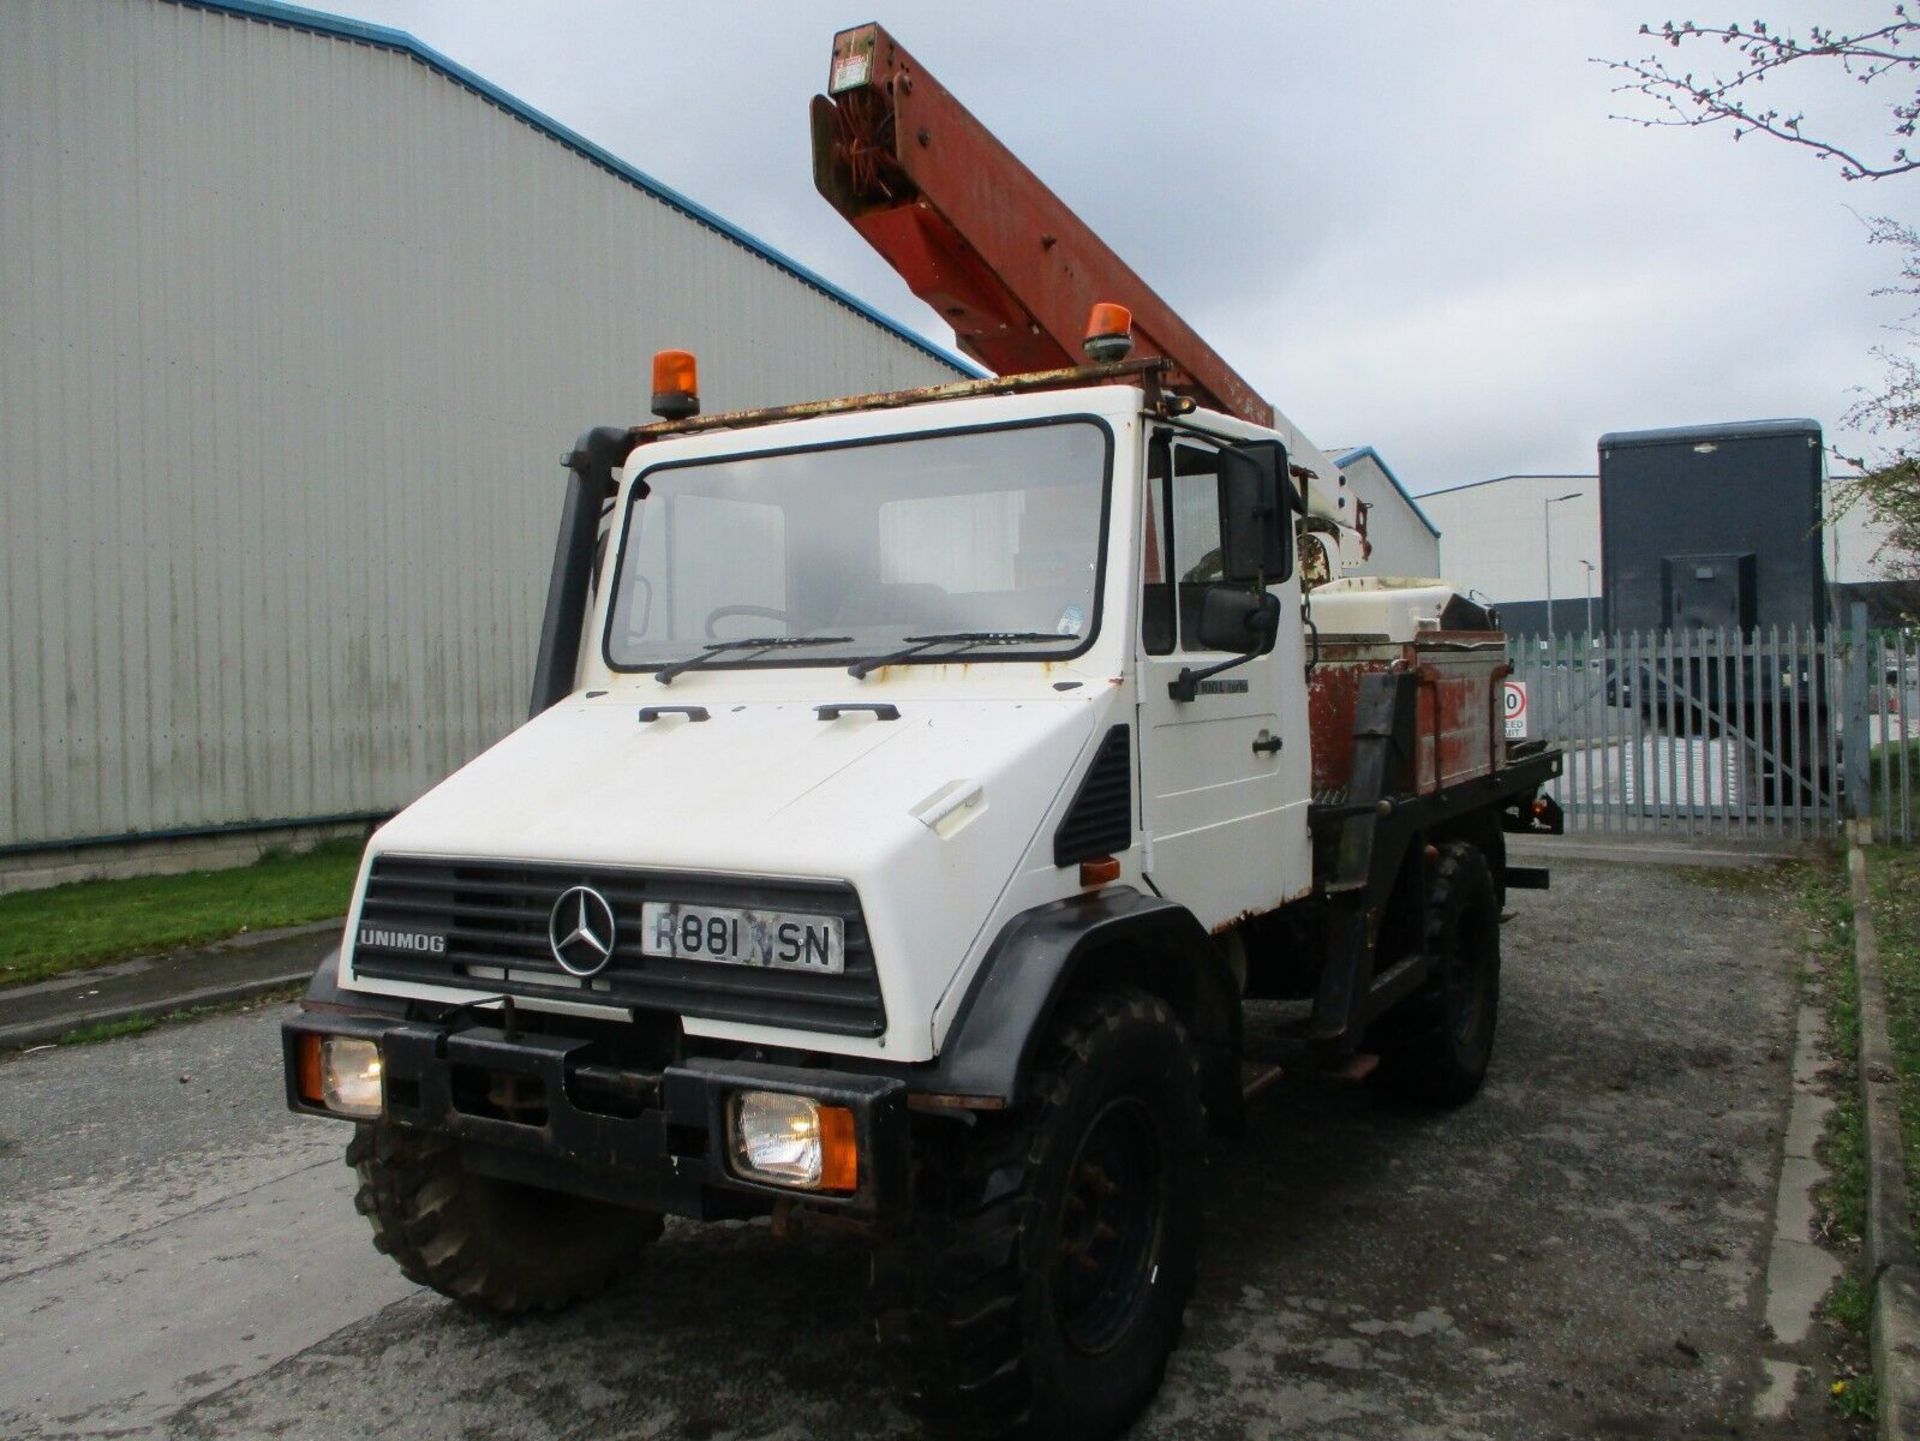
[
  {"x1": 1801, "y1": 852, "x2": 1877, "y2": 1426},
  {"x1": 0, "y1": 840, "x2": 360, "y2": 989},
  {"x1": 1860, "y1": 845, "x2": 1920, "y2": 1251},
  {"x1": 1804, "y1": 855, "x2": 1869, "y2": 1254}
]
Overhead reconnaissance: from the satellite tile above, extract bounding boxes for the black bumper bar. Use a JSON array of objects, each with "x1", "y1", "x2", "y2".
[{"x1": 282, "y1": 1014, "x2": 908, "y2": 1219}]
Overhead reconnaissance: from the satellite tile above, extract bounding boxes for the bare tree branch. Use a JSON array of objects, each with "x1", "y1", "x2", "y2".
[
  {"x1": 1598, "y1": 11, "x2": 1920, "y2": 180},
  {"x1": 1601, "y1": 13, "x2": 1920, "y2": 578}
]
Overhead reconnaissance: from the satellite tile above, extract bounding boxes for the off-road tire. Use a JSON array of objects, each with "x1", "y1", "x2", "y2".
[
  {"x1": 874, "y1": 988, "x2": 1205, "y2": 1441},
  {"x1": 347, "y1": 1124, "x2": 663, "y2": 1315},
  {"x1": 1372, "y1": 840, "x2": 1501, "y2": 1107}
]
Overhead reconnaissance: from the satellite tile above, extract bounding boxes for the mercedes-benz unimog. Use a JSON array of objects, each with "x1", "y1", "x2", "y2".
[{"x1": 283, "y1": 25, "x2": 1562, "y2": 1440}]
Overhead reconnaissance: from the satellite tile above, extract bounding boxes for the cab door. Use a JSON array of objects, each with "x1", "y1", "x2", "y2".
[{"x1": 1135, "y1": 431, "x2": 1312, "y2": 927}]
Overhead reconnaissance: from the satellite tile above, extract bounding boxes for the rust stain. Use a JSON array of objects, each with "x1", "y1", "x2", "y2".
[
  {"x1": 627, "y1": 358, "x2": 1174, "y2": 447},
  {"x1": 1210, "y1": 907, "x2": 1262, "y2": 936}
]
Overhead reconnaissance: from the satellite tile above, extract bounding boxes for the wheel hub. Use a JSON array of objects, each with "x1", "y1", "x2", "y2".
[{"x1": 1053, "y1": 1098, "x2": 1163, "y2": 1353}]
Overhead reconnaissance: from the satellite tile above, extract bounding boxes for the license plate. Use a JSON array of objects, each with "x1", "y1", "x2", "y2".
[{"x1": 638, "y1": 902, "x2": 844, "y2": 975}]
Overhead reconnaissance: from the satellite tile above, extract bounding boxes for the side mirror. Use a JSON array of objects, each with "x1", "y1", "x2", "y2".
[
  {"x1": 1195, "y1": 586, "x2": 1280, "y2": 654},
  {"x1": 1218, "y1": 440, "x2": 1293, "y2": 584}
]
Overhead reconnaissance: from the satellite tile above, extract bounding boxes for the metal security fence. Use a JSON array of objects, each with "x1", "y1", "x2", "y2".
[
  {"x1": 1505, "y1": 612, "x2": 1916, "y2": 843},
  {"x1": 1868, "y1": 626, "x2": 1920, "y2": 844}
]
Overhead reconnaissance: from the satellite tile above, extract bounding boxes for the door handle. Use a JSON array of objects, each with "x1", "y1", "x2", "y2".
[{"x1": 1251, "y1": 731, "x2": 1282, "y2": 754}]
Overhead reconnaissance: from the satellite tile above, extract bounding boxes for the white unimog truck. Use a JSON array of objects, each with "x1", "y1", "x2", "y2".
[{"x1": 283, "y1": 26, "x2": 1563, "y2": 1441}]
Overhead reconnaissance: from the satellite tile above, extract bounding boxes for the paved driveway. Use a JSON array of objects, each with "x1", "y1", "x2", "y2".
[{"x1": 0, "y1": 860, "x2": 1813, "y2": 1439}]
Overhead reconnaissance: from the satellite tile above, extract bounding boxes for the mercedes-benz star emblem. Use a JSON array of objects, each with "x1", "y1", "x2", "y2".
[{"x1": 548, "y1": 886, "x2": 617, "y2": 977}]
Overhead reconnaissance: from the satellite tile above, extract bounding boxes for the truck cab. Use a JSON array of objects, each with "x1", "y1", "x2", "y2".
[{"x1": 330, "y1": 381, "x2": 1317, "y2": 1066}]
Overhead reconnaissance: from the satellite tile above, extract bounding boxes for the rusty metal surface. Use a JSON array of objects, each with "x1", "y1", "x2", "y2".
[
  {"x1": 810, "y1": 23, "x2": 1275, "y2": 428},
  {"x1": 627, "y1": 358, "x2": 1170, "y2": 445},
  {"x1": 1308, "y1": 639, "x2": 1510, "y2": 799}
]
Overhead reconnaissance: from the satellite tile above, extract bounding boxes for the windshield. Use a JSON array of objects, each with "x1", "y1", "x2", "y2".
[{"x1": 603, "y1": 419, "x2": 1111, "y2": 671}]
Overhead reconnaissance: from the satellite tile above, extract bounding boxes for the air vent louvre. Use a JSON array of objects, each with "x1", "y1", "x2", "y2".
[{"x1": 1054, "y1": 725, "x2": 1133, "y2": 866}]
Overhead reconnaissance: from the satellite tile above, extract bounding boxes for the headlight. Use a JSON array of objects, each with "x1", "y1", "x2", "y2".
[
  {"x1": 730, "y1": 1090, "x2": 858, "y2": 1192},
  {"x1": 296, "y1": 1034, "x2": 384, "y2": 1119}
]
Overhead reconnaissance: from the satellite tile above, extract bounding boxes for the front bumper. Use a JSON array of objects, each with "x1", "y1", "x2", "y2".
[{"x1": 282, "y1": 1013, "x2": 909, "y2": 1219}]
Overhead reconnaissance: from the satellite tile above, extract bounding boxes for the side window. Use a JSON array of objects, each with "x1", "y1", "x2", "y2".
[
  {"x1": 1142, "y1": 439, "x2": 1173, "y2": 655},
  {"x1": 1141, "y1": 435, "x2": 1233, "y2": 654},
  {"x1": 1136, "y1": 433, "x2": 1228, "y2": 652},
  {"x1": 1170, "y1": 442, "x2": 1225, "y2": 652}
]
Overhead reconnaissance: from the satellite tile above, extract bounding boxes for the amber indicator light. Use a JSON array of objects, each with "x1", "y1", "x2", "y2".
[
  {"x1": 295, "y1": 1033, "x2": 325, "y2": 1106},
  {"x1": 818, "y1": 1105, "x2": 859, "y2": 1192}
]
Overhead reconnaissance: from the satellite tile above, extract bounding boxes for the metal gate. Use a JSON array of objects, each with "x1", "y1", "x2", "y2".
[{"x1": 1505, "y1": 610, "x2": 1915, "y2": 843}]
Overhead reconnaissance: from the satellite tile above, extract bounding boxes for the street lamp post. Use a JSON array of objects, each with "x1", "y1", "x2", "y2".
[
  {"x1": 1544, "y1": 491, "x2": 1581, "y2": 638},
  {"x1": 1579, "y1": 559, "x2": 1596, "y2": 640}
]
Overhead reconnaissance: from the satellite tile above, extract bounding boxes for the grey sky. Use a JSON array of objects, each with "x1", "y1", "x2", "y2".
[{"x1": 311, "y1": 0, "x2": 1906, "y2": 492}]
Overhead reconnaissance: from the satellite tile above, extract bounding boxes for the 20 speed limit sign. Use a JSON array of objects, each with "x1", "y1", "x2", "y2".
[{"x1": 1503, "y1": 680, "x2": 1528, "y2": 739}]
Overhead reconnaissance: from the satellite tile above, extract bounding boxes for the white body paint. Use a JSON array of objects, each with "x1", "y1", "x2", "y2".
[{"x1": 337, "y1": 385, "x2": 1341, "y2": 1062}]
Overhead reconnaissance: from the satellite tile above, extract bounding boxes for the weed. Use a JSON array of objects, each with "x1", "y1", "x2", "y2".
[
  {"x1": 1832, "y1": 1372, "x2": 1879, "y2": 1422},
  {"x1": 55, "y1": 1016, "x2": 157, "y2": 1046},
  {"x1": 1826, "y1": 1273, "x2": 1872, "y2": 1336}
]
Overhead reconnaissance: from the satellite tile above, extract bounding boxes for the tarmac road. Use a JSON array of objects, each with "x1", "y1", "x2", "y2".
[{"x1": 0, "y1": 860, "x2": 1830, "y2": 1439}]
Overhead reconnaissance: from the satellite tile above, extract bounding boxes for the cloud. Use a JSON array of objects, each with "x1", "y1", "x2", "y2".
[{"x1": 314, "y1": 0, "x2": 1904, "y2": 488}]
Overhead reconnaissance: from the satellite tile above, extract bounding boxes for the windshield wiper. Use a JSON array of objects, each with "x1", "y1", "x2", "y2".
[
  {"x1": 847, "y1": 631, "x2": 1080, "y2": 680},
  {"x1": 654, "y1": 635, "x2": 853, "y2": 686}
]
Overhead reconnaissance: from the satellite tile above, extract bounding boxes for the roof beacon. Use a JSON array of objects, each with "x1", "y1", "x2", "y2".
[
  {"x1": 650, "y1": 349, "x2": 700, "y2": 420},
  {"x1": 1082, "y1": 302, "x2": 1134, "y2": 363}
]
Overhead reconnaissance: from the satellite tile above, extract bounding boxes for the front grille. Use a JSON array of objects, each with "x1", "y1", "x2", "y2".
[{"x1": 350, "y1": 857, "x2": 885, "y2": 1038}]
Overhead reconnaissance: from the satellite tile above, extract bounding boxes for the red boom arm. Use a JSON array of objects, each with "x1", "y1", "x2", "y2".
[{"x1": 810, "y1": 24, "x2": 1274, "y2": 428}]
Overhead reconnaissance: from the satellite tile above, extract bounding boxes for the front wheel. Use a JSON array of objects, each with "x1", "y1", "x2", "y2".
[
  {"x1": 347, "y1": 1124, "x2": 663, "y2": 1315},
  {"x1": 876, "y1": 988, "x2": 1205, "y2": 1441}
]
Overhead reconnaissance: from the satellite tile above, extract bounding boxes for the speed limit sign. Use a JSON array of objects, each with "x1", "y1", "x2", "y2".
[{"x1": 1503, "y1": 680, "x2": 1528, "y2": 740}]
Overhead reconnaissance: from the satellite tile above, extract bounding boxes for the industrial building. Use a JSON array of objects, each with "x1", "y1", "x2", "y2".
[
  {"x1": 1419, "y1": 474, "x2": 1601, "y2": 636},
  {"x1": 1419, "y1": 460, "x2": 1905, "y2": 637},
  {"x1": 0, "y1": 0, "x2": 964, "y2": 888},
  {"x1": 1331, "y1": 446, "x2": 1442, "y2": 579}
]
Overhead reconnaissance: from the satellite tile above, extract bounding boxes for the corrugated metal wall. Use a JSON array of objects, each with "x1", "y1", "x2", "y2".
[
  {"x1": 1419, "y1": 475, "x2": 1602, "y2": 611},
  {"x1": 0, "y1": 0, "x2": 958, "y2": 851},
  {"x1": 1328, "y1": 453, "x2": 1441, "y2": 578}
]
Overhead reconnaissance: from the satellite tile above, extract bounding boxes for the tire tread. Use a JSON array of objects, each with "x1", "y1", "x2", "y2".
[
  {"x1": 875, "y1": 988, "x2": 1202, "y2": 1440},
  {"x1": 347, "y1": 1123, "x2": 661, "y2": 1316}
]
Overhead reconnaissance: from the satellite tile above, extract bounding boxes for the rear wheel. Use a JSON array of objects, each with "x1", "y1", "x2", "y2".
[
  {"x1": 875, "y1": 988, "x2": 1205, "y2": 1440},
  {"x1": 347, "y1": 1124, "x2": 663, "y2": 1315},
  {"x1": 1372, "y1": 840, "x2": 1501, "y2": 1107}
]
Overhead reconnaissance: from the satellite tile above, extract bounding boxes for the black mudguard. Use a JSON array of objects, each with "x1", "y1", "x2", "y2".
[{"x1": 915, "y1": 887, "x2": 1241, "y2": 1123}]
